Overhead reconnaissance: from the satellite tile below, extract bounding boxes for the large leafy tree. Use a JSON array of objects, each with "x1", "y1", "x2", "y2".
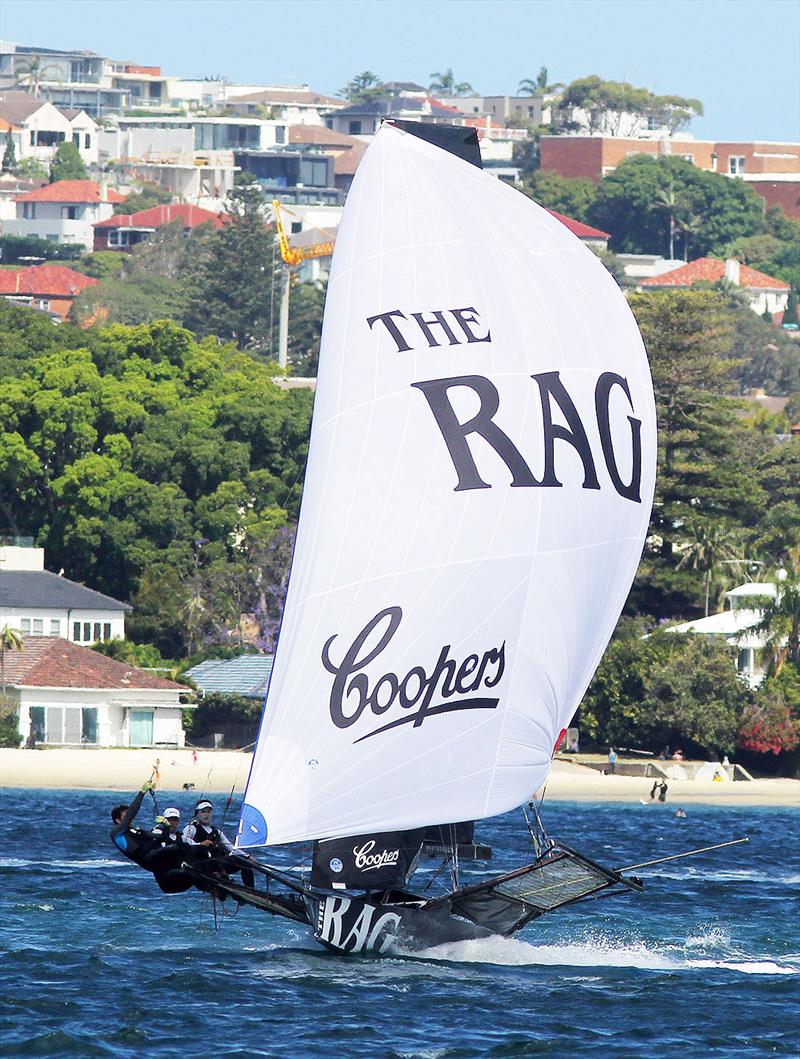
[
  {"x1": 287, "y1": 280, "x2": 325, "y2": 376},
  {"x1": 590, "y1": 156, "x2": 765, "y2": 257},
  {"x1": 554, "y1": 76, "x2": 702, "y2": 136},
  {"x1": 340, "y1": 71, "x2": 385, "y2": 104},
  {"x1": 521, "y1": 170, "x2": 596, "y2": 222}
]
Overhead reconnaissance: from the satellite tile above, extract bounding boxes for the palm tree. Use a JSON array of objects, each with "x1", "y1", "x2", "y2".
[
  {"x1": 675, "y1": 521, "x2": 745, "y2": 617},
  {"x1": 518, "y1": 67, "x2": 563, "y2": 95},
  {"x1": 428, "y1": 69, "x2": 474, "y2": 96},
  {"x1": 14, "y1": 56, "x2": 60, "y2": 98},
  {"x1": 0, "y1": 625, "x2": 23, "y2": 695},
  {"x1": 654, "y1": 182, "x2": 684, "y2": 260},
  {"x1": 749, "y1": 569, "x2": 800, "y2": 677}
]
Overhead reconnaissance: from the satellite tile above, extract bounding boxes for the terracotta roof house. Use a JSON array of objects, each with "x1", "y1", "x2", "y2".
[
  {"x1": 0, "y1": 264, "x2": 98, "y2": 320},
  {"x1": 4, "y1": 637, "x2": 190, "y2": 748},
  {"x1": 547, "y1": 210, "x2": 610, "y2": 249},
  {"x1": 639, "y1": 257, "x2": 790, "y2": 317},
  {"x1": 5, "y1": 179, "x2": 125, "y2": 249},
  {"x1": 93, "y1": 201, "x2": 225, "y2": 251},
  {"x1": 226, "y1": 85, "x2": 346, "y2": 124}
]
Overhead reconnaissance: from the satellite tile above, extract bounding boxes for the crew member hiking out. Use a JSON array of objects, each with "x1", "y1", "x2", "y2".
[
  {"x1": 109, "y1": 782, "x2": 193, "y2": 894},
  {"x1": 183, "y1": 799, "x2": 256, "y2": 888}
]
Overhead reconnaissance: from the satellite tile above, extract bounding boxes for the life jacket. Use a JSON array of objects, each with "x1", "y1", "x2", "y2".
[{"x1": 190, "y1": 820, "x2": 221, "y2": 844}]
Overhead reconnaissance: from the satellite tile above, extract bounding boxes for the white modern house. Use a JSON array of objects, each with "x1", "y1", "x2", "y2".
[
  {"x1": 665, "y1": 582, "x2": 778, "y2": 687},
  {"x1": 5, "y1": 637, "x2": 189, "y2": 747},
  {"x1": 4, "y1": 178, "x2": 124, "y2": 248},
  {"x1": 0, "y1": 542, "x2": 128, "y2": 644}
]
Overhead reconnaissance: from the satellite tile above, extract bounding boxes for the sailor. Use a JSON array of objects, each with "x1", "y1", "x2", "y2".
[
  {"x1": 151, "y1": 806, "x2": 183, "y2": 845},
  {"x1": 149, "y1": 807, "x2": 195, "y2": 895},
  {"x1": 182, "y1": 799, "x2": 256, "y2": 888},
  {"x1": 109, "y1": 784, "x2": 194, "y2": 894}
]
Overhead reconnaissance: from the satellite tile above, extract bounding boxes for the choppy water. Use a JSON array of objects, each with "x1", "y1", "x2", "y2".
[{"x1": 1, "y1": 789, "x2": 798, "y2": 1057}]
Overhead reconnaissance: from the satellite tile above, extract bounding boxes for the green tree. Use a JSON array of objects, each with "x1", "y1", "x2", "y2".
[
  {"x1": 2, "y1": 129, "x2": 16, "y2": 172},
  {"x1": 627, "y1": 290, "x2": 765, "y2": 618},
  {"x1": 114, "y1": 183, "x2": 173, "y2": 216},
  {"x1": 0, "y1": 233, "x2": 82, "y2": 264},
  {"x1": 287, "y1": 280, "x2": 326, "y2": 376},
  {"x1": 554, "y1": 76, "x2": 702, "y2": 136},
  {"x1": 182, "y1": 182, "x2": 279, "y2": 354},
  {"x1": 340, "y1": 71, "x2": 385, "y2": 104},
  {"x1": 12, "y1": 157, "x2": 48, "y2": 181},
  {"x1": 71, "y1": 274, "x2": 186, "y2": 327},
  {"x1": 783, "y1": 290, "x2": 799, "y2": 327},
  {"x1": 675, "y1": 520, "x2": 745, "y2": 616},
  {"x1": 49, "y1": 141, "x2": 88, "y2": 183},
  {"x1": 521, "y1": 170, "x2": 596, "y2": 222},
  {"x1": 749, "y1": 568, "x2": 800, "y2": 677},
  {"x1": 590, "y1": 156, "x2": 765, "y2": 257},
  {"x1": 428, "y1": 69, "x2": 474, "y2": 95},
  {"x1": 518, "y1": 67, "x2": 562, "y2": 95},
  {"x1": 0, "y1": 624, "x2": 23, "y2": 694}
]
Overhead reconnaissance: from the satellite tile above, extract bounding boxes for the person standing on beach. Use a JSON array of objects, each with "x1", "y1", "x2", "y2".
[{"x1": 607, "y1": 747, "x2": 617, "y2": 774}]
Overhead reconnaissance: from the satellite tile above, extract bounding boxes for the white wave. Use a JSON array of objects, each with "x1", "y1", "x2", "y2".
[
  {"x1": 0, "y1": 857, "x2": 128, "y2": 868},
  {"x1": 648, "y1": 869, "x2": 800, "y2": 884},
  {"x1": 410, "y1": 935, "x2": 676, "y2": 969},
  {"x1": 688, "y1": 958, "x2": 798, "y2": 976}
]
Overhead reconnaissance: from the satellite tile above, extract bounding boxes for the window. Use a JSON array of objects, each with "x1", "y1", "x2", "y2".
[
  {"x1": 61, "y1": 206, "x2": 77, "y2": 220},
  {"x1": 73, "y1": 132, "x2": 81, "y2": 148},
  {"x1": 348, "y1": 120, "x2": 362, "y2": 135},
  {"x1": 729, "y1": 155, "x2": 746, "y2": 175},
  {"x1": 103, "y1": 622, "x2": 111, "y2": 640},
  {"x1": 73, "y1": 621, "x2": 81, "y2": 641},
  {"x1": 32, "y1": 619, "x2": 44, "y2": 635},
  {"x1": 85, "y1": 133, "x2": 91, "y2": 149},
  {"x1": 81, "y1": 707, "x2": 98, "y2": 744},
  {"x1": 50, "y1": 619, "x2": 61, "y2": 636},
  {"x1": 22, "y1": 202, "x2": 37, "y2": 219},
  {"x1": 35, "y1": 299, "x2": 50, "y2": 311},
  {"x1": 20, "y1": 618, "x2": 31, "y2": 634},
  {"x1": 83, "y1": 622, "x2": 91, "y2": 641},
  {"x1": 291, "y1": 220, "x2": 302, "y2": 234},
  {"x1": 93, "y1": 622, "x2": 101, "y2": 641},
  {"x1": 29, "y1": 706, "x2": 45, "y2": 743},
  {"x1": 275, "y1": 125, "x2": 286, "y2": 144}
]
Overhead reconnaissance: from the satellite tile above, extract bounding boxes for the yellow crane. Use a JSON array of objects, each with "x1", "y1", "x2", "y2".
[{"x1": 272, "y1": 199, "x2": 335, "y2": 367}]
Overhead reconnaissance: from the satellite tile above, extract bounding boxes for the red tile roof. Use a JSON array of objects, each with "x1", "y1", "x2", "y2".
[
  {"x1": 15, "y1": 180, "x2": 126, "y2": 204},
  {"x1": 0, "y1": 265, "x2": 98, "y2": 298},
  {"x1": 94, "y1": 202, "x2": 225, "y2": 230},
  {"x1": 640, "y1": 257, "x2": 789, "y2": 290},
  {"x1": 547, "y1": 209, "x2": 610, "y2": 240},
  {"x1": 4, "y1": 637, "x2": 183, "y2": 690}
]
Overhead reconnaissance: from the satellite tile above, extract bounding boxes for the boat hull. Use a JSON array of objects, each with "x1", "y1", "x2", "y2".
[{"x1": 309, "y1": 893, "x2": 493, "y2": 954}]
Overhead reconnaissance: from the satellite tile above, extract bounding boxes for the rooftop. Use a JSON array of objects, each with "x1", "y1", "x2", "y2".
[
  {"x1": 547, "y1": 209, "x2": 610, "y2": 240},
  {"x1": 2, "y1": 636, "x2": 182, "y2": 690},
  {"x1": 95, "y1": 202, "x2": 225, "y2": 230},
  {"x1": 640, "y1": 257, "x2": 790, "y2": 291},
  {"x1": 184, "y1": 654, "x2": 274, "y2": 699},
  {"x1": 15, "y1": 180, "x2": 126, "y2": 205},
  {"x1": 0, "y1": 569, "x2": 128, "y2": 611},
  {"x1": 0, "y1": 89, "x2": 51, "y2": 124}
]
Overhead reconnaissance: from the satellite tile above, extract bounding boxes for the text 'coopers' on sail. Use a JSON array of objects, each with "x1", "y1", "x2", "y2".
[{"x1": 237, "y1": 123, "x2": 657, "y2": 850}]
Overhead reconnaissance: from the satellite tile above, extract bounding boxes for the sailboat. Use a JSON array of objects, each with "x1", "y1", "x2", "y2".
[{"x1": 201, "y1": 119, "x2": 663, "y2": 954}]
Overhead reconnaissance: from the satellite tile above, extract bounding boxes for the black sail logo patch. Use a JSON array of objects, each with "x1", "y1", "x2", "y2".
[{"x1": 322, "y1": 606, "x2": 504, "y2": 742}]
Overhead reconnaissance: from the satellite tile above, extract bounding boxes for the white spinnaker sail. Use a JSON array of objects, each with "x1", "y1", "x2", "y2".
[{"x1": 238, "y1": 125, "x2": 656, "y2": 848}]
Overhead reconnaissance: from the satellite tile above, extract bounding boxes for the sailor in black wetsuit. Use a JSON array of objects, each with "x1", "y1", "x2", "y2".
[
  {"x1": 109, "y1": 783, "x2": 193, "y2": 894},
  {"x1": 182, "y1": 799, "x2": 256, "y2": 889}
]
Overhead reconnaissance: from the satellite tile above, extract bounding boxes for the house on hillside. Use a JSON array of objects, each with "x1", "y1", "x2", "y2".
[
  {"x1": 639, "y1": 257, "x2": 790, "y2": 317},
  {"x1": 288, "y1": 124, "x2": 367, "y2": 193},
  {"x1": 0, "y1": 42, "x2": 129, "y2": 116},
  {"x1": 0, "y1": 541, "x2": 128, "y2": 643},
  {"x1": 93, "y1": 202, "x2": 225, "y2": 251},
  {"x1": 4, "y1": 178, "x2": 125, "y2": 248},
  {"x1": 4, "y1": 637, "x2": 189, "y2": 747},
  {"x1": 0, "y1": 89, "x2": 98, "y2": 169},
  {"x1": 0, "y1": 263, "x2": 97, "y2": 320},
  {"x1": 665, "y1": 582, "x2": 778, "y2": 687},
  {"x1": 225, "y1": 85, "x2": 346, "y2": 125},
  {"x1": 325, "y1": 96, "x2": 466, "y2": 138},
  {"x1": 547, "y1": 210, "x2": 609, "y2": 250}
]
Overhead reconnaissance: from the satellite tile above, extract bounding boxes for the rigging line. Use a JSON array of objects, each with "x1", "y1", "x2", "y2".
[{"x1": 616, "y1": 837, "x2": 750, "y2": 873}]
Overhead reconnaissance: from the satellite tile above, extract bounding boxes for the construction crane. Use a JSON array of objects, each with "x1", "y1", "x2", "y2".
[{"x1": 272, "y1": 198, "x2": 335, "y2": 368}]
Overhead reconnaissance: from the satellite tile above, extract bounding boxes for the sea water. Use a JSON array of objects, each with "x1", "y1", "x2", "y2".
[{"x1": 1, "y1": 790, "x2": 798, "y2": 1057}]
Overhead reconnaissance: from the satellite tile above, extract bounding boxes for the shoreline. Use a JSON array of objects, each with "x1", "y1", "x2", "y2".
[{"x1": 1, "y1": 748, "x2": 797, "y2": 806}]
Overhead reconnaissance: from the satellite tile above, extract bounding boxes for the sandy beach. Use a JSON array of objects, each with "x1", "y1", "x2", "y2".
[{"x1": 0, "y1": 748, "x2": 797, "y2": 806}]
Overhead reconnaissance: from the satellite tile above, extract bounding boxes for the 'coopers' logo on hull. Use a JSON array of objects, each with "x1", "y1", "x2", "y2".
[
  {"x1": 353, "y1": 840, "x2": 400, "y2": 871},
  {"x1": 322, "y1": 606, "x2": 504, "y2": 742}
]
